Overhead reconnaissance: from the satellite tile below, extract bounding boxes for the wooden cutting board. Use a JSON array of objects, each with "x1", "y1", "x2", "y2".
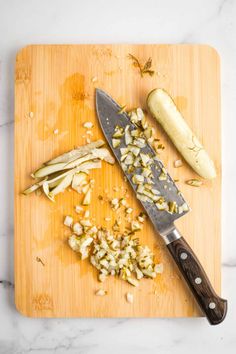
[{"x1": 14, "y1": 44, "x2": 221, "y2": 318}]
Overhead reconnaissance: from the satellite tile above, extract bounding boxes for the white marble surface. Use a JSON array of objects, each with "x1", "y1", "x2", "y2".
[{"x1": 0, "y1": 0, "x2": 236, "y2": 353}]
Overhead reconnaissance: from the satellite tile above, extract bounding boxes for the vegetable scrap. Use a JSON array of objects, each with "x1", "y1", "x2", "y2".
[
  {"x1": 128, "y1": 54, "x2": 155, "y2": 77},
  {"x1": 22, "y1": 140, "x2": 115, "y2": 202}
]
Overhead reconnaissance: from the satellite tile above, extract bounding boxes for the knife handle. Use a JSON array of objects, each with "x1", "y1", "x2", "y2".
[{"x1": 166, "y1": 234, "x2": 227, "y2": 325}]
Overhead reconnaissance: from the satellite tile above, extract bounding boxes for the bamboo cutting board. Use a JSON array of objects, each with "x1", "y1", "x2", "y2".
[{"x1": 15, "y1": 44, "x2": 221, "y2": 317}]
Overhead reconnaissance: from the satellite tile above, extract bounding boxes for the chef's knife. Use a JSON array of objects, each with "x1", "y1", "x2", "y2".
[{"x1": 96, "y1": 88, "x2": 227, "y2": 325}]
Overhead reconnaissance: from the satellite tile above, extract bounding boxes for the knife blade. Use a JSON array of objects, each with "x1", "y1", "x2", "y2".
[{"x1": 96, "y1": 88, "x2": 227, "y2": 325}]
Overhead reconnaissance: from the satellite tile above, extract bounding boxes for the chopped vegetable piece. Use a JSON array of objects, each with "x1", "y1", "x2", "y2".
[
  {"x1": 131, "y1": 221, "x2": 141, "y2": 231},
  {"x1": 159, "y1": 171, "x2": 167, "y2": 181},
  {"x1": 91, "y1": 148, "x2": 115, "y2": 164},
  {"x1": 118, "y1": 105, "x2": 127, "y2": 114},
  {"x1": 68, "y1": 234, "x2": 93, "y2": 259},
  {"x1": 154, "y1": 263, "x2": 163, "y2": 274},
  {"x1": 125, "y1": 207, "x2": 133, "y2": 214},
  {"x1": 95, "y1": 289, "x2": 107, "y2": 296},
  {"x1": 84, "y1": 210, "x2": 90, "y2": 218},
  {"x1": 140, "y1": 153, "x2": 150, "y2": 166},
  {"x1": 132, "y1": 174, "x2": 144, "y2": 185},
  {"x1": 112, "y1": 138, "x2": 121, "y2": 148},
  {"x1": 91, "y1": 76, "x2": 98, "y2": 83},
  {"x1": 73, "y1": 222, "x2": 83, "y2": 235},
  {"x1": 126, "y1": 293, "x2": 134, "y2": 303},
  {"x1": 181, "y1": 203, "x2": 189, "y2": 211},
  {"x1": 98, "y1": 273, "x2": 106, "y2": 282},
  {"x1": 111, "y1": 198, "x2": 119, "y2": 205},
  {"x1": 83, "y1": 122, "x2": 93, "y2": 129},
  {"x1": 113, "y1": 126, "x2": 124, "y2": 138},
  {"x1": 174, "y1": 159, "x2": 183, "y2": 168},
  {"x1": 142, "y1": 269, "x2": 156, "y2": 278},
  {"x1": 125, "y1": 126, "x2": 132, "y2": 145},
  {"x1": 80, "y1": 219, "x2": 92, "y2": 227},
  {"x1": 64, "y1": 216, "x2": 73, "y2": 227},
  {"x1": 120, "y1": 147, "x2": 129, "y2": 155},
  {"x1": 127, "y1": 277, "x2": 139, "y2": 287},
  {"x1": 111, "y1": 198, "x2": 119, "y2": 210},
  {"x1": 133, "y1": 138, "x2": 146, "y2": 148},
  {"x1": 124, "y1": 153, "x2": 134, "y2": 165},
  {"x1": 82, "y1": 188, "x2": 92, "y2": 205},
  {"x1": 168, "y1": 201, "x2": 178, "y2": 214},
  {"x1": 128, "y1": 145, "x2": 140, "y2": 156},
  {"x1": 72, "y1": 172, "x2": 87, "y2": 192}
]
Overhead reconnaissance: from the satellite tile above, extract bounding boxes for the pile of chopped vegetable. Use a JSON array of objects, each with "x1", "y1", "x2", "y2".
[
  {"x1": 23, "y1": 140, "x2": 115, "y2": 202},
  {"x1": 112, "y1": 108, "x2": 188, "y2": 214},
  {"x1": 65, "y1": 215, "x2": 163, "y2": 286}
]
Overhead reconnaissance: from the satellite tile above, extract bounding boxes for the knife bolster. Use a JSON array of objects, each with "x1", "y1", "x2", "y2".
[{"x1": 163, "y1": 227, "x2": 181, "y2": 245}]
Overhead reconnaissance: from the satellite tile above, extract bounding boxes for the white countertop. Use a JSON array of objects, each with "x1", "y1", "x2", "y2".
[{"x1": 0, "y1": 0, "x2": 236, "y2": 353}]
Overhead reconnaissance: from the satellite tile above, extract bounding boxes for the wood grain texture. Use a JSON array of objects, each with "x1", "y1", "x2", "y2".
[{"x1": 14, "y1": 44, "x2": 221, "y2": 318}]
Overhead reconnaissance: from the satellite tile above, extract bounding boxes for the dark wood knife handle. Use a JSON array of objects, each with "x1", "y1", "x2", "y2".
[{"x1": 167, "y1": 237, "x2": 227, "y2": 325}]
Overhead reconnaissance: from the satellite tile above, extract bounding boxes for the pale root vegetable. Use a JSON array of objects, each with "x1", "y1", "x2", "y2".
[{"x1": 147, "y1": 89, "x2": 216, "y2": 179}]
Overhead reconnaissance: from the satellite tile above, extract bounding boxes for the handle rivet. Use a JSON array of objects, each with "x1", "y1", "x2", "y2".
[
  {"x1": 180, "y1": 252, "x2": 188, "y2": 260},
  {"x1": 209, "y1": 302, "x2": 216, "y2": 309},
  {"x1": 195, "y1": 277, "x2": 202, "y2": 284}
]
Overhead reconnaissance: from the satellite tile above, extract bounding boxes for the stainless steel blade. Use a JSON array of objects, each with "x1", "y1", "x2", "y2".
[{"x1": 95, "y1": 88, "x2": 189, "y2": 237}]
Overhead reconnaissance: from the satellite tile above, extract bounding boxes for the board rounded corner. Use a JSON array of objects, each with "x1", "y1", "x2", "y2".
[
  {"x1": 200, "y1": 44, "x2": 221, "y2": 62},
  {"x1": 15, "y1": 44, "x2": 34, "y2": 61},
  {"x1": 15, "y1": 297, "x2": 33, "y2": 318}
]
